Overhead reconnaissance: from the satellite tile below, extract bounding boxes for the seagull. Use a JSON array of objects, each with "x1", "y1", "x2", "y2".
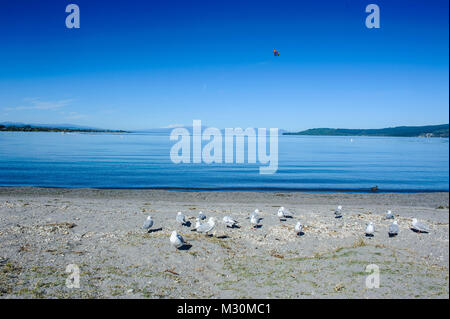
[
  {"x1": 198, "y1": 211, "x2": 206, "y2": 221},
  {"x1": 279, "y1": 206, "x2": 292, "y2": 217},
  {"x1": 279, "y1": 206, "x2": 288, "y2": 213},
  {"x1": 176, "y1": 212, "x2": 187, "y2": 225},
  {"x1": 334, "y1": 205, "x2": 343, "y2": 218},
  {"x1": 170, "y1": 230, "x2": 186, "y2": 249},
  {"x1": 365, "y1": 222, "x2": 374, "y2": 237},
  {"x1": 277, "y1": 207, "x2": 285, "y2": 220},
  {"x1": 251, "y1": 209, "x2": 260, "y2": 218},
  {"x1": 194, "y1": 217, "x2": 202, "y2": 229},
  {"x1": 250, "y1": 214, "x2": 260, "y2": 229},
  {"x1": 411, "y1": 218, "x2": 430, "y2": 233},
  {"x1": 385, "y1": 210, "x2": 394, "y2": 219},
  {"x1": 294, "y1": 221, "x2": 303, "y2": 235},
  {"x1": 142, "y1": 216, "x2": 154, "y2": 231},
  {"x1": 223, "y1": 216, "x2": 238, "y2": 228},
  {"x1": 388, "y1": 220, "x2": 399, "y2": 237},
  {"x1": 195, "y1": 217, "x2": 216, "y2": 235}
]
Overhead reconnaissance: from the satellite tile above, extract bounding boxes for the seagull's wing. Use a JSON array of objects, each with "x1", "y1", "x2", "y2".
[
  {"x1": 416, "y1": 222, "x2": 430, "y2": 232},
  {"x1": 223, "y1": 217, "x2": 233, "y2": 225},
  {"x1": 142, "y1": 219, "x2": 152, "y2": 229},
  {"x1": 196, "y1": 223, "x2": 212, "y2": 233},
  {"x1": 177, "y1": 234, "x2": 185, "y2": 243}
]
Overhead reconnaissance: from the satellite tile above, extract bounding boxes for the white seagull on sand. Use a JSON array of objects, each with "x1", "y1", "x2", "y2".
[
  {"x1": 388, "y1": 220, "x2": 399, "y2": 237},
  {"x1": 334, "y1": 205, "x2": 343, "y2": 218},
  {"x1": 176, "y1": 212, "x2": 187, "y2": 225},
  {"x1": 411, "y1": 218, "x2": 430, "y2": 233},
  {"x1": 223, "y1": 216, "x2": 238, "y2": 228},
  {"x1": 142, "y1": 216, "x2": 154, "y2": 231},
  {"x1": 277, "y1": 207, "x2": 285, "y2": 220},
  {"x1": 365, "y1": 222, "x2": 375, "y2": 237},
  {"x1": 195, "y1": 217, "x2": 216, "y2": 235},
  {"x1": 294, "y1": 221, "x2": 303, "y2": 235},
  {"x1": 194, "y1": 217, "x2": 202, "y2": 229},
  {"x1": 385, "y1": 210, "x2": 394, "y2": 219},
  {"x1": 250, "y1": 214, "x2": 260, "y2": 228},
  {"x1": 170, "y1": 230, "x2": 186, "y2": 249}
]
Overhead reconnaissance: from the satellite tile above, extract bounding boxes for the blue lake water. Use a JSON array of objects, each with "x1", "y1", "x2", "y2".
[{"x1": 0, "y1": 132, "x2": 448, "y2": 192}]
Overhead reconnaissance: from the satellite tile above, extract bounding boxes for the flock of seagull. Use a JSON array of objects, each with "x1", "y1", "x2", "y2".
[{"x1": 141, "y1": 206, "x2": 431, "y2": 250}]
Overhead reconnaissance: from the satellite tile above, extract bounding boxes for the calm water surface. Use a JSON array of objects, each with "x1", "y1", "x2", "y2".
[{"x1": 0, "y1": 132, "x2": 448, "y2": 191}]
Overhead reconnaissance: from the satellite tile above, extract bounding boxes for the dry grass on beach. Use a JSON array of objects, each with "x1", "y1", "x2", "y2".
[{"x1": 0, "y1": 187, "x2": 448, "y2": 298}]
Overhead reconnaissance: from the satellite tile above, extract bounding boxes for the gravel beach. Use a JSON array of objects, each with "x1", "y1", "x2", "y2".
[{"x1": 0, "y1": 187, "x2": 448, "y2": 299}]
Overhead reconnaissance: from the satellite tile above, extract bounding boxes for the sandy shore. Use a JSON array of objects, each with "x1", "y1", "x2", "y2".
[{"x1": 0, "y1": 187, "x2": 448, "y2": 298}]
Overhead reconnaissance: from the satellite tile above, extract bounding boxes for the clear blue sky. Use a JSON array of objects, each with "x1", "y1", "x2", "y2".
[{"x1": 0, "y1": 0, "x2": 448, "y2": 131}]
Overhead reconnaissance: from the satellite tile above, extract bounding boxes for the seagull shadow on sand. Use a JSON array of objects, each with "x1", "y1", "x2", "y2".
[
  {"x1": 410, "y1": 228, "x2": 429, "y2": 234},
  {"x1": 182, "y1": 221, "x2": 191, "y2": 227},
  {"x1": 178, "y1": 244, "x2": 192, "y2": 251},
  {"x1": 388, "y1": 233, "x2": 398, "y2": 238},
  {"x1": 147, "y1": 227, "x2": 163, "y2": 233},
  {"x1": 296, "y1": 231, "x2": 305, "y2": 237}
]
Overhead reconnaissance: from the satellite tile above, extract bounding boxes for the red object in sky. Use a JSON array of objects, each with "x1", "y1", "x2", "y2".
[{"x1": 273, "y1": 49, "x2": 279, "y2": 56}]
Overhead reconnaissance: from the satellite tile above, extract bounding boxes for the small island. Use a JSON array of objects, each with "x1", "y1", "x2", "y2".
[
  {"x1": 283, "y1": 124, "x2": 449, "y2": 138},
  {"x1": 0, "y1": 124, "x2": 128, "y2": 133}
]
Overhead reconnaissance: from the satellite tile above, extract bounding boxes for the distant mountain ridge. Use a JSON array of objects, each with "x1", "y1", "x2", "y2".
[
  {"x1": 283, "y1": 124, "x2": 449, "y2": 137},
  {"x1": 0, "y1": 122, "x2": 127, "y2": 133},
  {"x1": 0, "y1": 122, "x2": 103, "y2": 130},
  {"x1": 2, "y1": 122, "x2": 447, "y2": 137}
]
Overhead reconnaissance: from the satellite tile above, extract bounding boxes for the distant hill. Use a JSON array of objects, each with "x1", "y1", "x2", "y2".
[
  {"x1": 0, "y1": 123, "x2": 127, "y2": 133},
  {"x1": 283, "y1": 124, "x2": 449, "y2": 138},
  {"x1": 0, "y1": 122, "x2": 105, "y2": 131}
]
